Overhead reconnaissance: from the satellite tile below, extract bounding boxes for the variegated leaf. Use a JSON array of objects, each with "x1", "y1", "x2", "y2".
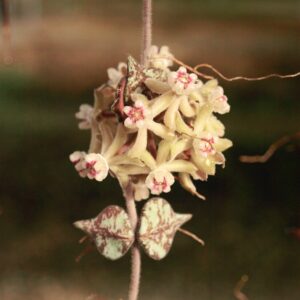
[
  {"x1": 126, "y1": 56, "x2": 166, "y2": 97},
  {"x1": 74, "y1": 206, "x2": 134, "y2": 260},
  {"x1": 126, "y1": 56, "x2": 145, "y2": 96},
  {"x1": 138, "y1": 197, "x2": 192, "y2": 260},
  {"x1": 112, "y1": 56, "x2": 166, "y2": 116}
]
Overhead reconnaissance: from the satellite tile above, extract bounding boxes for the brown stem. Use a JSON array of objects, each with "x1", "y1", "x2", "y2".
[
  {"x1": 122, "y1": 1, "x2": 153, "y2": 298},
  {"x1": 123, "y1": 183, "x2": 141, "y2": 300},
  {"x1": 141, "y1": 0, "x2": 152, "y2": 66},
  {"x1": 240, "y1": 131, "x2": 300, "y2": 163}
]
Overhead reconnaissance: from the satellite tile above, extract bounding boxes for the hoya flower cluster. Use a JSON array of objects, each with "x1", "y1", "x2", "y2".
[{"x1": 70, "y1": 45, "x2": 232, "y2": 201}]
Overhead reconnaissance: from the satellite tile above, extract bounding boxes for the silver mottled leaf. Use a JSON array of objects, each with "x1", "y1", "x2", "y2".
[
  {"x1": 126, "y1": 56, "x2": 145, "y2": 96},
  {"x1": 126, "y1": 56, "x2": 165, "y2": 96},
  {"x1": 138, "y1": 197, "x2": 192, "y2": 260},
  {"x1": 74, "y1": 206, "x2": 134, "y2": 260}
]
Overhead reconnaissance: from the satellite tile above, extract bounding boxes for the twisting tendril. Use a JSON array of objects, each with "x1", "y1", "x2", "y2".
[{"x1": 172, "y1": 57, "x2": 300, "y2": 82}]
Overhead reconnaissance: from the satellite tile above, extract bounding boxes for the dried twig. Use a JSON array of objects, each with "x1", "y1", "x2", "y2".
[
  {"x1": 240, "y1": 131, "x2": 300, "y2": 163},
  {"x1": 234, "y1": 275, "x2": 249, "y2": 300}
]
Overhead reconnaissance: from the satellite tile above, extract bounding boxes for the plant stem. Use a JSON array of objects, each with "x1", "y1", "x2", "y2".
[
  {"x1": 124, "y1": 2, "x2": 153, "y2": 299},
  {"x1": 124, "y1": 184, "x2": 141, "y2": 300},
  {"x1": 141, "y1": 0, "x2": 152, "y2": 66}
]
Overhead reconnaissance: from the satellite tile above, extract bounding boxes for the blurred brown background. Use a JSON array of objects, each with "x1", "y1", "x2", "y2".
[{"x1": 0, "y1": 0, "x2": 299, "y2": 299}]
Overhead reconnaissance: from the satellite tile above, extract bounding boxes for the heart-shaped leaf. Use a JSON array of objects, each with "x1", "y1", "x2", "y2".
[
  {"x1": 126, "y1": 56, "x2": 166, "y2": 97},
  {"x1": 138, "y1": 197, "x2": 192, "y2": 260},
  {"x1": 74, "y1": 206, "x2": 134, "y2": 260}
]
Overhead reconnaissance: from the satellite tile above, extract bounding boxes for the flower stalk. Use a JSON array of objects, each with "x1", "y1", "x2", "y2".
[
  {"x1": 141, "y1": 0, "x2": 152, "y2": 66},
  {"x1": 122, "y1": 183, "x2": 141, "y2": 300}
]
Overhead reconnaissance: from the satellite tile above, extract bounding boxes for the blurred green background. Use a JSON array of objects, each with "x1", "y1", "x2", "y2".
[{"x1": 0, "y1": 0, "x2": 299, "y2": 299}]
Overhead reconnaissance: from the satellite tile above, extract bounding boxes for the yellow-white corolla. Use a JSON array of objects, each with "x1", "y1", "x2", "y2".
[
  {"x1": 147, "y1": 45, "x2": 173, "y2": 70},
  {"x1": 123, "y1": 93, "x2": 174, "y2": 157},
  {"x1": 70, "y1": 44, "x2": 232, "y2": 202},
  {"x1": 70, "y1": 124, "x2": 148, "y2": 183}
]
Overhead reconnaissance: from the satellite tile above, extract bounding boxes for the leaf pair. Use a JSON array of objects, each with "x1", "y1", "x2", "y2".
[{"x1": 74, "y1": 198, "x2": 192, "y2": 260}]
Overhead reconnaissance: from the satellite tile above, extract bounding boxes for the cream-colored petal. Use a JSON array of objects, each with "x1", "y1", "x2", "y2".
[
  {"x1": 128, "y1": 127, "x2": 148, "y2": 158},
  {"x1": 97, "y1": 120, "x2": 116, "y2": 154},
  {"x1": 164, "y1": 96, "x2": 182, "y2": 130},
  {"x1": 113, "y1": 165, "x2": 150, "y2": 175},
  {"x1": 131, "y1": 93, "x2": 149, "y2": 105},
  {"x1": 147, "y1": 120, "x2": 174, "y2": 140},
  {"x1": 150, "y1": 91, "x2": 174, "y2": 117},
  {"x1": 140, "y1": 151, "x2": 157, "y2": 170},
  {"x1": 163, "y1": 160, "x2": 197, "y2": 174},
  {"x1": 194, "y1": 105, "x2": 213, "y2": 133},
  {"x1": 107, "y1": 68, "x2": 121, "y2": 83},
  {"x1": 109, "y1": 155, "x2": 145, "y2": 167},
  {"x1": 104, "y1": 124, "x2": 127, "y2": 159},
  {"x1": 178, "y1": 173, "x2": 206, "y2": 200},
  {"x1": 179, "y1": 96, "x2": 195, "y2": 117},
  {"x1": 201, "y1": 79, "x2": 218, "y2": 95},
  {"x1": 175, "y1": 112, "x2": 194, "y2": 136},
  {"x1": 191, "y1": 169, "x2": 208, "y2": 181},
  {"x1": 215, "y1": 138, "x2": 233, "y2": 153},
  {"x1": 191, "y1": 151, "x2": 216, "y2": 175},
  {"x1": 170, "y1": 138, "x2": 191, "y2": 161},
  {"x1": 145, "y1": 78, "x2": 170, "y2": 94},
  {"x1": 205, "y1": 115, "x2": 225, "y2": 137},
  {"x1": 156, "y1": 140, "x2": 172, "y2": 165},
  {"x1": 88, "y1": 120, "x2": 102, "y2": 153},
  {"x1": 133, "y1": 179, "x2": 150, "y2": 201},
  {"x1": 189, "y1": 89, "x2": 205, "y2": 105},
  {"x1": 214, "y1": 152, "x2": 226, "y2": 166}
]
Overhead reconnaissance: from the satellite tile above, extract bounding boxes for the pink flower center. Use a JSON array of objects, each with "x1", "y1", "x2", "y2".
[
  {"x1": 126, "y1": 106, "x2": 145, "y2": 123},
  {"x1": 199, "y1": 137, "x2": 215, "y2": 154},
  {"x1": 152, "y1": 177, "x2": 168, "y2": 192},
  {"x1": 176, "y1": 71, "x2": 193, "y2": 89},
  {"x1": 86, "y1": 161, "x2": 97, "y2": 176}
]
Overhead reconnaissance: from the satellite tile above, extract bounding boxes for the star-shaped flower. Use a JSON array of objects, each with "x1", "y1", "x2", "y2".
[
  {"x1": 140, "y1": 141, "x2": 198, "y2": 196},
  {"x1": 209, "y1": 85, "x2": 230, "y2": 114},
  {"x1": 147, "y1": 45, "x2": 174, "y2": 70},
  {"x1": 193, "y1": 132, "x2": 217, "y2": 158},
  {"x1": 85, "y1": 153, "x2": 109, "y2": 181},
  {"x1": 145, "y1": 169, "x2": 175, "y2": 195},
  {"x1": 123, "y1": 100, "x2": 150, "y2": 129},
  {"x1": 168, "y1": 67, "x2": 202, "y2": 96},
  {"x1": 123, "y1": 93, "x2": 174, "y2": 157},
  {"x1": 75, "y1": 104, "x2": 94, "y2": 130},
  {"x1": 107, "y1": 62, "x2": 127, "y2": 89}
]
